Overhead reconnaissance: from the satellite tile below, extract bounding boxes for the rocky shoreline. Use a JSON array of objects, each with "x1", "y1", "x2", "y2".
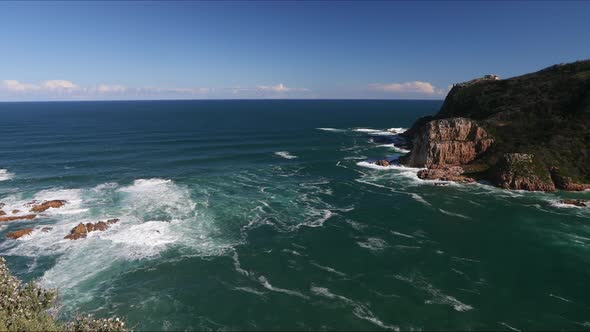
[
  {"x1": 370, "y1": 60, "x2": 590, "y2": 195},
  {"x1": 0, "y1": 200, "x2": 121, "y2": 240}
]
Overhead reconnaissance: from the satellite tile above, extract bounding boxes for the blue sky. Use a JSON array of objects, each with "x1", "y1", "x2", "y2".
[{"x1": 1, "y1": 1, "x2": 589, "y2": 101}]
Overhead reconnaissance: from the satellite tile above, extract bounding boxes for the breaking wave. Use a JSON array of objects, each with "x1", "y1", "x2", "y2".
[
  {"x1": 274, "y1": 151, "x2": 298, "y2": 159},
  {"x1": 0, "y1": 169, "x2": 14, "y2": 181}
]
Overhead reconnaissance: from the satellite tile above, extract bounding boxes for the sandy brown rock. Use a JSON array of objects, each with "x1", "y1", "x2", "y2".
[
  {"x1": 30, "y1": 200, "x2": 67, "y2": 213},
  {"x1": 550, "y1": 167, "x2": 590, "y2": 191},
  {"x1": 0, "y1": 210, "x2": 5, "y2": 216},
  {"x1": 402, "y1": 118, "x2": 493, "y2": 168},
  {"x1": 417, "y1": 166, "x2": 475, "y2": 183},
  {"x1": 494, "y1": 153, "x2": 556, "y2": 191},
  {"x1": 0, "y1": 214, "x2": 37, "y2": 223},
  {"x1": 559, "y1": 199, "x2": 587, "y2": 207},
  {"x1": 64, "y1": 219, "x2": 119, "y2": 240},
  {"x1": 95, "y1": 221, "x2": 109, "y2": 231},
  {"x1": 64, "y1": 223, "x2": 88, "y2": 240},
  {"x1": 6, "y1": 228, "x2": 34, "y2": 239}
]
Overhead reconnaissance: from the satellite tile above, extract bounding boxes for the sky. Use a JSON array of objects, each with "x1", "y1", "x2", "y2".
[{"x1": 0, "y1": 1, "x2": 589, "y2": 101}]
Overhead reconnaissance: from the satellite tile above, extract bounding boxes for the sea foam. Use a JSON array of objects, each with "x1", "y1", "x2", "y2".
[
  {"x1": 274, "y1": 151, "x2": 298, "y2": 159},
  {"x1": 0, "y1": 169, "x2": 14, "y2": 181}
]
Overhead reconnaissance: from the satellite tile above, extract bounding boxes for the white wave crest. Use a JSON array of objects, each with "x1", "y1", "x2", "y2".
[
  {"x1": 258, "y1": 275, "x2": 309, "y2": 299},
  {"x1": 316, "y1": 127, "x2": 345, "y2": 132},
  {"x1": 0, "y1": 169, "x2": 14, "y2": 181},
  {"x1": 274, "y1": 151, "x2": 298, "y2": 159},
  {"x1": 376, "y1": 143, "x2": 410, "y2": 154},
  {"x1": 357, "y1": 237, "x2": 388, "y2": 251},
  {"x1": 387, "y1": 127, "x2": 407, "y2": 134}
]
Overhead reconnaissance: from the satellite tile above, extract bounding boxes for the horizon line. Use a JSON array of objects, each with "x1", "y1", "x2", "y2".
[{"x1": 0, "y1": 98, "x2": 445, "y2": 103}]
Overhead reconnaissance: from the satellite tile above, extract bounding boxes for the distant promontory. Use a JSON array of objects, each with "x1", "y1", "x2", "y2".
[{"x1": 399, "y1": 60, "x2": 590, "y2": 192}]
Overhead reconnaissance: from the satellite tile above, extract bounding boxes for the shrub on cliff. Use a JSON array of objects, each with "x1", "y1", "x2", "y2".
[{"x1": 0, "y1": 257, "x2": 128, "y2": 332}]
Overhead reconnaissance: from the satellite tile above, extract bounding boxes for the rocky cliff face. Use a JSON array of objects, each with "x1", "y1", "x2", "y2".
[
  {"x1": 402, "y1": 118, "x2": 493, "y2": 168},
  {"x1": 401, "y1": 59, "x2": 590, "y2": 191}
]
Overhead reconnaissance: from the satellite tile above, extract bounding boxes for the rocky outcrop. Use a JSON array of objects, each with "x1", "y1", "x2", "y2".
[
  {"x1": 0, "y1": 210, "x2": 5, "y2": 216},
  {"x1": 402, "y1": 118, "x2": 493, "y2": 168},
  {"x1": 493, "y1": 153, "x2": 556, "y2": 191},
  {"x1": 417, "y1": 166, "x2": 475, "y2": 183},
  {"x1": 375, "y1": 160, "x2": 390, "y2": 167},
  {"x1": 6, "y1": 228, "x2": 33, "y2": 239},
  {"x1": 550, "y1": 167, "x2": 590, "y2": 191},
  {"x1": 559, "y1": 199, "x2": 588, "y2": 207},
  {"x1": 400, "y1": 60, "x2": 590, "y2": 191},
  {"x1": 0, "y1": 214, "x2": 36, "y2": 223},
  {"x1": 30, "y1": 200, "x2": 67, "y2": 213},
  {"x1": 64, "y1": 219, "x2": 119, "y2": 240}
]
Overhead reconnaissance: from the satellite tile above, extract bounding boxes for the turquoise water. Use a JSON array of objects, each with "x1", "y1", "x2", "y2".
[{"x1": 1, "y1": 100, "x2": 589, "y2": 330}]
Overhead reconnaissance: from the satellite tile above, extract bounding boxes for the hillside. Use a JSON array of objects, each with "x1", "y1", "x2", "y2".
[{"x1": 400, "y1": 60, "x2": 590, "y2": 191}]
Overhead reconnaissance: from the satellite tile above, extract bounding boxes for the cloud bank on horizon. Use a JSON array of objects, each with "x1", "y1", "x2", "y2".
[
  {"x1": 1, "y1": 1, "x2": 588, "y2": 101},
  {"x1": 0, "y1": 79, "x2": 447, "y2": 101}
]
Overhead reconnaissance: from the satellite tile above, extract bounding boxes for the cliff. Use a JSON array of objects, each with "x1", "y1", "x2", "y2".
[{"x1": 401, "y1": 60, "x2": 590, "y2": 191}]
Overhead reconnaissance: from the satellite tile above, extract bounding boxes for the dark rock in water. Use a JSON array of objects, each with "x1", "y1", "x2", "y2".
[
  {"x1": 493, "y1": 153, "x2": 556, "y2": 191},
  {"x1": 0, "y1": 214, "x2": 36, "y2": 223},
  {"x1": 433, "y1": 182, "x2": 449, "y2": 186},
  {"x1": 401, "y1": 60, "x2": 590, "y2": 191},
  {"x1": 6, "y1": 228, "x2": 34, "y2": 239},
  {"x1": 11, "y1": 210, "x2": 20, "y2": 214},
  {"x1": 0, "y1": 203, "x2": 4, "y2": 209},
  {"x1": 65, "y1": 223, "x2": 88, "y2": 240},
  {"x1": 41, "y1": 227, "x2": 52, "y2": 232},
  {"x1": 0, "y1": 210, "x2": 5, "y2": 216},
  {"x1": 30, "y1": 200, "x2": 67, "y2": 213},
  {"x1": 95, "y1": 221, "x2": 109, "y2": 231},
  {"x1": 375, "y1": 160, "x2": 390, "y2": 167},
  {"x1": 559, "y1": 199, "x2": 587, "y2": 207},
  {"x1": 64, "y1": 218, "x2": 120, "y2": 240},
  {"x1": 417, "y1": 166, "x2": 475, "y2": 183}
]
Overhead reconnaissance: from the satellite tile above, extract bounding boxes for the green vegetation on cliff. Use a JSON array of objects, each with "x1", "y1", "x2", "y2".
[
  {"x1": 441, "y1": 60, "x2": 590, "y2": 183},
  {"x1": 403, "y1": 59, "x2": 590, "y2": 190},
  {"x1": 0, "y1": 257, "x2": 128, "y2": 332}
]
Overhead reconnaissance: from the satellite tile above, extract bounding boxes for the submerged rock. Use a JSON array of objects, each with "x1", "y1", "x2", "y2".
[
  {"x1": 6, "y1": 228, "x2": 34, "y2": 239},
  {"x1": 11, "y1": 209, "x2": 20, "y2": 214},
  {"x1": 0, "y1": 210, "x2": 5, "y2": 216},
  {"x1": 0, "y1": 214, "x2": 37, "y2": 223},
  {"x1": 417, "y1": 166, "x2": 475, "y2": 183},
  {"x1": 559, "y1": 199, "x2": 588, "y2": 207},
  {"x1": 30, "y1": 200, "x2": 67, "y2": 213}
]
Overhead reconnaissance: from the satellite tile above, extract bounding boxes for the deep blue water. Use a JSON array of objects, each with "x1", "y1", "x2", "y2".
[{"x1": 1, "y1": 100, "x2": 589, "y2": 330}]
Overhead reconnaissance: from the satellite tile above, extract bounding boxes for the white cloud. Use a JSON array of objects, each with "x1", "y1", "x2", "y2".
[
  {"x1": 2, "y1": 80, "x2": 37, "y2": 91},
  {"x1": 369, "y1": 81, "x2": 443, "y2": 95},
  {"x1": 0, "y1": 79, "x2": 310, "y2": 100},
  {"x1": 40, "y1": 80, "x2": 78, "y2": 90},
  {"x1": 97, "y1": 84, "x2": 127, "y2": 93},
  {"x1": 256, "y1": 83, "x2": 308, "y2": 93}
]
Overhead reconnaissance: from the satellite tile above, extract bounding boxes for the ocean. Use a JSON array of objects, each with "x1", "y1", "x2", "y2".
[{"x1": 0, "y1": 100, "x2": 589, "y2": 330}]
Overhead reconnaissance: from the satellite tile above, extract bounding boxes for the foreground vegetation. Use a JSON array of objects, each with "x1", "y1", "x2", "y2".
[{"x1": 0, "y1": 257, "x2": 128, "y2": 331}]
